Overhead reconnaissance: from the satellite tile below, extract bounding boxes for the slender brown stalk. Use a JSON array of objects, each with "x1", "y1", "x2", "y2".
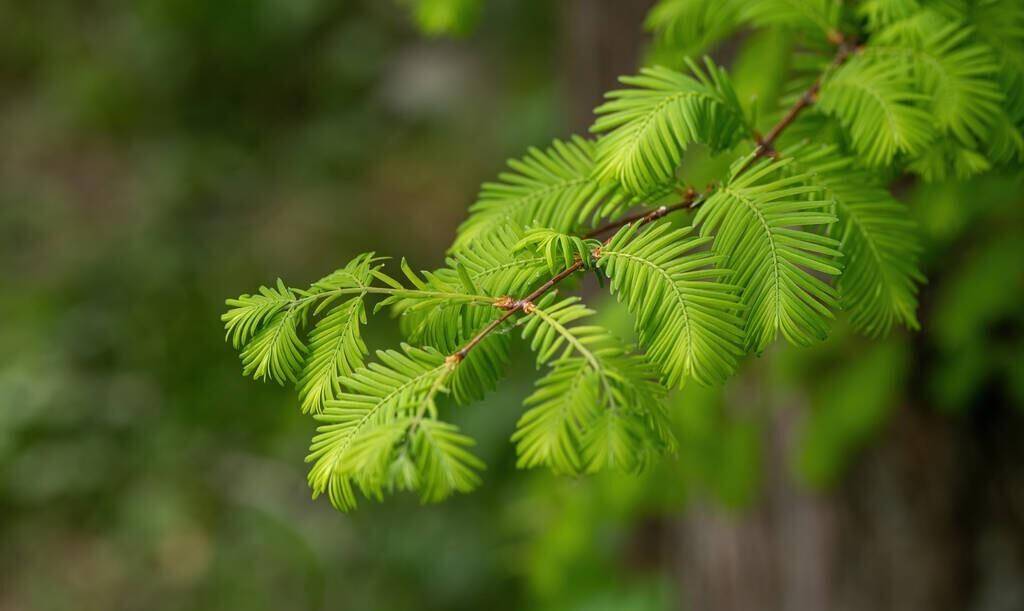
[
  {"x1": 734, "y1": 41, "x2": 853, "y2": 176},
  {"x1": 449, "y1": 40, "x2": 853, "y2": 363},
  {"x1": 450, "y1": 192, "x2": 698, "y2": 362}
]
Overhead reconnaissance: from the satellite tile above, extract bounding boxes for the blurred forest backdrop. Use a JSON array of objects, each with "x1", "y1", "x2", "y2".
[{"x1": 1, "y1": 1, "x2": 1022, "y2": 610}]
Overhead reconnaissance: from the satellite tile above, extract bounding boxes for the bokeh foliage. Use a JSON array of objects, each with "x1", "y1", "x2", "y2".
[{"x1": 2, "y1": 0, "x2": 1022, "y2": 610}]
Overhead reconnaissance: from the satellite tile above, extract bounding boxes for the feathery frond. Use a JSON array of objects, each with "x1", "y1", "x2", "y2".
[
  {"x1": 383, "y1": 264, "x2": 514, "y2": 404},
  {"x1": 872, "y1": 18, "x2": 1003, "y2": 149},
  {"x1": 219, "y1": 0, "x2": 1021, "y2": 512},
  {"x1": 449, "y1": 225, "x2": 549, "y2": 297},
  {"x1": 598, "y1": 222, "x2": 744, "y2": 387},
  {"x1": 298, "y1": 298, "x2": 368, "y2": 414},
  {"x1": 307, "y1": 344, "x2": 483, "y2": 511},
  {"x1": 694, "y1": 159, "x2": 842, "y2": 351},
  {"x1": 223, "y1": 278, "x2": 304, "y2": 351},
  {"x1": 645, "y1": 0, "x2": 744, "y2": 51},
  {"x1": 858, "y1": 0, "x2": 921, "y2": 32},
  {"x1": 590, "y1": 58, "x2": 749, "y2": 194},
  {"x1": 295, "y1": 255, "x2": 381, "y2": 413},
  {"x1": 781, "y1": 143, "x2": 924, "y2": 335},
  {"x1": 223, "y1": 252, "x2": 502, "y2": 413},
  {"x1": 239, "y1": 302, "x2": 307, "y2": 385},
  {"x1": 817, "y1": 53, "x2": 935, "y2": 166},
  {"x1": 741, "y1": 0, "x2": 842, "y2": 36},
  {"x1": 515, "y1": 228, "x2": 601, "y2": 274},
  {"x1": 512, "y1": 295, "x2": 673, "y2": 474},
  {"x1": 453, "y1": 136, "x2": 633, "y2": 250}
]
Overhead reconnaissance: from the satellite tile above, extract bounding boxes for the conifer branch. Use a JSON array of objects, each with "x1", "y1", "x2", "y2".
[
  {"x1": 450, "y1": 189, "x2": 701, "y2": 362},
  {"x1": 588, "y1": 39, "x2": 853, "y2": 241},
  {"x1": 449, "y1": 39, "x2": 855, "y2": 366},
  {"x1": 735, "y1": 38, "x2": 854, "y2": 175}
]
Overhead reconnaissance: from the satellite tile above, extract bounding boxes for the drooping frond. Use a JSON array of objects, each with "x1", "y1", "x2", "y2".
[
  {"x1": 298, "y1": 298, "x2": 367, "y2": 414},
  {"x1": 644, "y1": 0, "x2": 744, "y2": 52},
  {"x1": 590, "y1": 58, "x2": 749, "y2": 194},
  {"x1": 224, "y1": 253, "x2": 501, "y2": 411},
  {"x1": 386, "y1": 232, "x2": 560, "y2": 403},
  {"x1": 382, "y1": 259, "x2": 494, "y2": 352},
  {"x1": 741, "y1": 0, "x2": 842, "y2": 37},
  {"x1": 306, "y1": 344, "x2": 483, "y2": 511},
  {"x1": 871, "y1": 18, "x2": 1003, "y2": 149},
  {"x1": 295, "y1": 255, "x2": 381, "y2": 413},
  {"x1": 780, "y1": 143, "x2": 924, "y2": 335},
  {"x1": 598, "y1": 222, "x2": 744, "y2": 387},
  {"x1": 453, "y1": 136, "x2": 633, "y2": 250},
  {"x1": 968, "y1": 0, "x2": 1024, "y2": 163},
  {"x1": 448, "y1": 225, "x2": 549, "y2": 297},
  {"x1": 381, "y1": 262, "x2": 516, "y2": 404},
  {"x1": 906, "y1": 139, "x2": 993, "y2": 181},
  {"x1": 223, "y1": 278, "x2": 305, "y2": 352},
  {"x1": 985, "y1": 108, "x2": 1024, "y2": 164},
  {"x1": 694, "y1": 159, "x2": 842, "y2": 351},
  {"x1": 223, "y1": 256, "x2": 382, "y2": 392},
  {"x1": 238, "y1": 299, "x2": 307, "y2": 385},
  {"x1": 515, "y1": 228, "x2": 600, "y2": 274},
  {"x1": 817, "y1": 53, "x2": 935, "y2": 166},
  {"x1": 512, "y1": 295, "x2": 673, "y2": 474},
  {"x1": 411, "y1": 418, "x2": 486, "y2": 502},
  {"x1": 858, "y1": 0, "x2": 921, "y2": 32}
]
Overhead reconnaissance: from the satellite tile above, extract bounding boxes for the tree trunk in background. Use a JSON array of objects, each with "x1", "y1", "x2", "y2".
[
  {"x1": 669, "y1": 393, "x2": 1024, "y2": 611},
  {"x1": 559, "y1": 3, "x2": 1024, "y2": 610},
  {"x1": 560, "y1": 0, "x2": 655, "y2": 133}
]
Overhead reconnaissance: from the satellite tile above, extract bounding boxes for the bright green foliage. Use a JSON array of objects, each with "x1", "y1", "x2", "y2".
[
  {"x1": 874, "y1": 18, "x2": 1002, "y2": 146},
  {"x1": 598, "y1": 222, "x2": 744, "y2": 387},
  {"x1": 454, "y1": 137, "x2": 632, "y2": 250},
  {"x1": 223, "y1": 253, "x2": 498, "y2": 414},
  {"x1": 451, "y1": 225, "x2": 550, "y2": 296},
  {"x1": 645, "y1": 0, "x2": 744, "y2": 52},
  {"x1": 818, "y1": 53, "x2": 935, "y2": 167},
  {"x1": 858, "y1": 0, "x2": 923, "y2": 31},
  {"x1": 222, "y1": 275, "x2": 334, "y2": 388},
  {"x1": 298, "y1": 298, "x2": 367, "y2": 414},
  {"x1": 742, "y1": 0, "x2": 841, "y2": 34},
  {"x1": 307, "y1": 344, "x2": 483, "y2": 511},
  {"x1": 222, "y1": 1, "x2": 1024, "y2": 512},
  {"x1": 645, "y1": 0, "x2": 842, "y2": 51},
  {"x1": 695, "y1": 159, "x2": 842, "y2": 351},
  {"x1": 515, "y1": 228, "x2": 601, "y2": 274},
  {"x1": 513, "y1": 295, "x2": 673, "y2": 474},
  {"x1": 295, "y1": 255, "x2": 380, "y2": 413},
  {"x1": 590, "y1": 58, "x2": 749, "y2": 194},
  {"x1": 782, "y1": 143, "x2": 923, "y2": 336}
]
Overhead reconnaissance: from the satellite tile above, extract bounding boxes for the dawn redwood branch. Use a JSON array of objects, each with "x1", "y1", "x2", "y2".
[
  {"x1": 589, "y1": 40, "x2": 854, "y2": 239},
  {"x1": 449, "y1": 40, "x2": 854, "y2": 364},
  {"x1": 449, "y1": 189, "x2": 700, "y2": 363},
  {"x1": 734, "y1": 40, "x2": 854, "y2": 176}
]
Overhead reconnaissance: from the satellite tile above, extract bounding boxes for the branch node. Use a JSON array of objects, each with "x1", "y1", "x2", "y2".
[
  {"x1": 520, "y1": 301, "x2": 536, "y2": 314},
  {"x1": 493, "y1": 295, "x2": 517, "y2": 310},
  {"x1": 446, "y1": 353, "x2": 464, "y2": 367}
]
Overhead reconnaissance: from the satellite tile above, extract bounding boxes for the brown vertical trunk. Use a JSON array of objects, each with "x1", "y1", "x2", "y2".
[
  {"x1": 560, "y1": 0, "x2": 655, "y2": 133},
  {"x1": 556, "y1": 5, "x2": 1024, "y2": 609},
  {"x1": 669, "y1": 395, "x2": 1024, "y2": 611}
]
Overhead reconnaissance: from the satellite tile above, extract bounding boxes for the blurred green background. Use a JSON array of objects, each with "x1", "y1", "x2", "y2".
[{"x1": 1, "y1": 1, "x2": 1022, "y2": 610}]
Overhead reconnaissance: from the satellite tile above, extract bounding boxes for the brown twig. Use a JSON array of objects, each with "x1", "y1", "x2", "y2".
[
  {"x1": 451, "y1": 190, "x2": 700, "y2": 362},
  {"x1": 449, "y1": 40, "x2": 854, "y2": 363},
  {"x1": 734, "y1": 41, "x2": 853, "y2": 176}
]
